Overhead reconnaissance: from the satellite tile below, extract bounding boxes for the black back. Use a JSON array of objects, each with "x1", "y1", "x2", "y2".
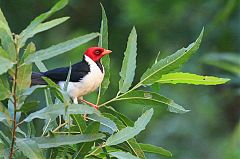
[{"x1": 44, "y1": 56, "x2": 90, "y2": 83}]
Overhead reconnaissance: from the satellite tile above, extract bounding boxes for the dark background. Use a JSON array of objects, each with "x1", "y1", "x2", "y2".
[{"x1": 1, "y1": 0, "x2": 239, "y2": 158}]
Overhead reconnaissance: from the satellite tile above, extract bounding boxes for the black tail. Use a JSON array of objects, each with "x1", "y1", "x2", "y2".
[{"x1": 31, "y1": 72, "x2": 47, "y2": 85}]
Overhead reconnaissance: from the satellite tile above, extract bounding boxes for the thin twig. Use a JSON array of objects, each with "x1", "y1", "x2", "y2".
[
  {"x1": 41, "y1": 119, "x2": 52, "y2": 137},
  {"x1": 98, "y1": 82, "x2": 142, "y2": 107},
  {"x1": 9, "y1": 38, "x2": 20, "y2": 159},
  {"x1": 16, "y1": 120, "x2": 24, "y2": 127},
  {"x1": 85, "y1": 144, "x2": 105, "y2": 158},
  {"x1": 52, "y1": 121, "x2": 68, "y2": 132}
]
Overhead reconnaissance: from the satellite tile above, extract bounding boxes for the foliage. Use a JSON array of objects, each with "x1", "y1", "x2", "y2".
[{"x1": 0, "y1": 1, "x2": 230, "y2": 158}]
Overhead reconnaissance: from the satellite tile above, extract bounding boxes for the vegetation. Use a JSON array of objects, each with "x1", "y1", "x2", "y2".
[{"x1": 0, "y1": 0, "x2": 237, "y2": 159}]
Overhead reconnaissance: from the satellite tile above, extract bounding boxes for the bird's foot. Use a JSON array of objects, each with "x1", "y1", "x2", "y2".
[
  {"x1": 79, "y1": 98, "x2": 99, "y2": 110},
  {"x1": 83, "y1": 114, "x2": 88, "y2": 121}
]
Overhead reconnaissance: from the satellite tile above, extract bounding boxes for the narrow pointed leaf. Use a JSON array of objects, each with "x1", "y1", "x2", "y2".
[
  {"x1": 71, "y1": 114, "x2": 86, "y2": 134},
  {"x1": 24, "y1": 104, "x2": 97, "y2": 122},
  {"x1": 0, "y1": 56, "x2": 14, "y2": 75},
  {"x1": 35, "y1": 61, "x2": 48, "y2": 72},
  {"x1": 75, "y1": 122, "x2": 100, "y2": 158},
  {"x1": 88, "y1": 114, "x2": 118, "y2": 132},
  {"x1": 17, "y1": 43, "x2": 36, "y2": 96},
  {"x1": 0, "y1": 28, "x2": 16, "y2": 60},
  {"x1": 110, "y1": 151, "x2": 139, "y2": 159},
  {"x1": 20, "y1": 17, "x2": 69, "y2": 46},
  {"x1": 119, "y1": 27, "x2": 137, "y2": 93},
  {"x1": 0, "y1": 9, "x2": 16, "y2": 59},
  {"x1": 0, "y1": 102, "x2": 11, "y2": 126},
  {"x1": 17, "y1": 101, "x2": 40, "y2": 113},
  {"x1": 33, "y1": 134, "x2": 105, "y2": 148},
  {"x1": 158, "y1": 72, "x2": 230, "y2": 85},
  {"x1": 203, "y1": 53, "x2": 240, "y2": 75},
  {"x1": 19, "y1": 0, "x2": 68, "y2": 47},
  {"x1": 24, "y1": 33, "x2": 99, "y2": 64},
  {"x1": 104, "y1": 106, "x2": 134, "y2": 127},
  {"x1": 16, "y1": 138, "x2": 45, "y2": 159},
  {"x1": 0, "y1": 9, "x2": 9, "y2": 26},
  {"x1": 0, "y1": 75, "x2": 11, "y2": 101},
  {"x1": 103, "y1": 113, "x2": 146, "y2": 159},
  {"x1": 0, "y1": 113, "x2": 8, "y2": 125},
  {"x1": 98, "y1": 4, "x2": 110, "y2": 98},
  {"x1": 22, "y1": 85, "x2": 47, "y2": 96},
  {"x1": 119, "y1": 90, "x2": 189, "y2": 113},
  {"x1": 139, "y1": 143, "x2": 172, "y2": 157},
  {"x1": 140, "y1": 28, "x2": 204, "y2": 85},
  {"x1": 106, "y1": 108, "x2": 153, "y2": 146},
  {"x1": 0, "y1": 46, "x2": 9, "y2": 59}
]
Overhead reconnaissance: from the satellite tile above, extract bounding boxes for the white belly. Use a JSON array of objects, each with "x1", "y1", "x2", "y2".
[{"x1": 58, "y1": 56, "x2": 104, "y2": 98}]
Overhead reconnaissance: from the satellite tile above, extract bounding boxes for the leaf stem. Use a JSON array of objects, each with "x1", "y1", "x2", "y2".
[
  {"x1": 85, "y1": 143, "x2": 106, "y2": 157},
  {"x1": 52, "y1": 121, "x2": 68, "y2": 132},
  {"x1": 96, "y1": 85, "x2": 102, "y2": 105},
  {"x1": 98, "y1": 82, "x2": 142, "y2": 107}
]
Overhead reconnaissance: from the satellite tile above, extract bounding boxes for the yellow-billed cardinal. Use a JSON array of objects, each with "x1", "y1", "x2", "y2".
[{"x1": 31, "y1": 47, "x2": 112, "y2": 109}]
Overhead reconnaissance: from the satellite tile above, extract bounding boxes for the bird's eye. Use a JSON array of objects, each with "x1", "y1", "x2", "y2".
[{"x1": 95, "y1": 50, "x2": 101, "y2": 55}]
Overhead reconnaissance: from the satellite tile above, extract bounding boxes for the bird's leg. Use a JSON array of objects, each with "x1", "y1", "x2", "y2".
[
  {"x1": 73, "y1": 97, "x2": 78, "y2": 104},
  {"x1": 79, "y1": 98, "x2": 99, "y2": 110}
]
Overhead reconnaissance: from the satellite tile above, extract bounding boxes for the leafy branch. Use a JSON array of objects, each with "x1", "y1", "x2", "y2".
[{"x1": 0, "y1": 1, "x2": 230, "y2": 159}]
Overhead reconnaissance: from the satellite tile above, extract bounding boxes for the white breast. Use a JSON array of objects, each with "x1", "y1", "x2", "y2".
[{"x1": 58, "y1": 55, "x2": 104, "y2": 98}]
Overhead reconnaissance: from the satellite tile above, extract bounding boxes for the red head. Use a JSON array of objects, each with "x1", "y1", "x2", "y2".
[{"x1": 84, "y1": 47, "x2": 112, "y2": 62}]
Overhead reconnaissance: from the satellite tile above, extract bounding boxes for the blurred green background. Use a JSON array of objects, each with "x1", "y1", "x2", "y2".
[{"x1": 1, "y1": 0, "x2": 239, "y2": 158}]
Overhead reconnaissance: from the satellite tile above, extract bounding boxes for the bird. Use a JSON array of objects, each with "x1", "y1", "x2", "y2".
[{"x1": 31, "y1": 47, "x2": 112, "y2": 109}]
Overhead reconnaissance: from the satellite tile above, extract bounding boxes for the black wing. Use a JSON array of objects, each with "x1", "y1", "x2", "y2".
[{"x1": 44, "y1": 60, "x2": 90, "y2": 83}]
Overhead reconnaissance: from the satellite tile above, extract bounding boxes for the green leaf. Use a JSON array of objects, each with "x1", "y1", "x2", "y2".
[
  {"x1": 119, "y1": 90, "x2": 189, "y2": 113},
  {"x1": 74, "y1": 122, "x2": 100, "y2": 158},
  {"x1": 33, "y1": 134, "x2": 105, "y2": 148},
  {"x1": 139, "y1": 143, "x2": 172, "y2": 157},
  {"x1": 22, "y1": 85, "x2": 47, "y2": 96},
  {"x1": 19, "y1": 0, "x2": 68, "y2": 47},
  {"x1": 0, "y1": 138, "x2": 4, "y2": 155},
  {"x1": 158, "y1": 72, "x2": 230, "y2": 85},
  {"x1": 103, "y1": 106, "x2": 134, "y2": 126},
  {"x1": 24, "y1": 33, "x2": 99, "y2": 64},
  {"x1": 0, "y1": 74, "x2": 11, "y2": 101},
  {"x1": 110, "y1": 151, "x2": 139, "y2": 159},
  {"x1": 20, "y1": 17, "x2": 69, "y2": 46},
  {"x1": 0, "y1": 9, "x2": 16, "y2": 59},
  {"x1": 63, "y1": 63, "x2": 71, "y2": 91},
  {"x1": 0, "y1": 46, "x2": 9, "y2": 59},
  {"x1": 71, "y1": 114, "x2": 86, "y2": 134},
  {"x1": 16, "y1": 138, "x2": 45, "y2": 159},
  {"x1": 98, "y1": 4, "x2": 108, "y2": 49},
  {"x1": 0, "y1": 29, "x2": 16, "y2": 60},
  {"x1": 17, "y1": 101, "x2": 40, "y2": 113},
  {"x1": 0, "y1": 131, "x2": 10, "y2": 147},
  {"x1": 203, "y1": 53, "x2": 240, "y2": 75},
  {"x1": 0, "y1": 112, "x2": 7, "y2": 125},
  {"x1": 97, "y1": 4, "x2": 110, "y2": 100},
  {"x1": 103, "y1": 112, "x2": 146, "y2": 159},
  {"x1": 17, "y1": 43, "x2": 36, "y2": 96},
  {"x1": 0, "y1": 56, "x2": 14, "y2": 75},
  {"x1": 119, "y1": 27, "x2": 137, "y2": 93},
  {"x1": 35, "y1": 61, "x2": 48, "y2": 72},
  {"x1": 20, "y1": 42, "x2": 36, "y2": 63},
  {"x1": 88, "y1": 114, "x2": 118, "y2": 133},
  {"x1": 0, "y1": 102, "x2": 12, "y2": 126},
  {"x1": 106, "y1": 108, "x2": 153, "y2": 146},
  {"x1": 0, "y1": 8, "x2": 9, "y2": 26},
  {"x1": 24, "y1": 103, "x2": 97, "y2": 122},
  {"x1": 140, "y1": 28, "x2": 204, "y2": 85}
]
